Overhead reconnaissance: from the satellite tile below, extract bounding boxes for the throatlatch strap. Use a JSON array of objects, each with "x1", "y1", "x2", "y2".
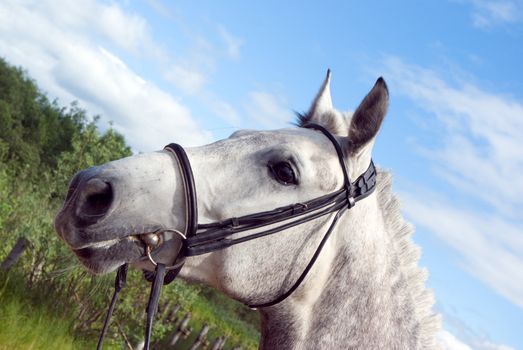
[
  {"x1": 248, "y1": 206, "x2": 348, "y2": 309},
  {"x1": 97, "y1": 263, "x2": 128, "y2": 350},
  {"x1": 144, "y1": 263, "x2": 166, "y2": 350}
]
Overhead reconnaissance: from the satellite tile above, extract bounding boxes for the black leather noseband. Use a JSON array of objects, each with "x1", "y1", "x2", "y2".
[
  {"x1": 166, "y1": 143, "x2": 199, "y2": 238},
  {"x1": 97, "y1": 123, "x2": 377, "y2": 349}
]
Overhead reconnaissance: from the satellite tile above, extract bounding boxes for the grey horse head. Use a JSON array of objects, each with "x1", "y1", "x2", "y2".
[{"x1": 55, "y1": 71, "x2": 440, "y2": 349}]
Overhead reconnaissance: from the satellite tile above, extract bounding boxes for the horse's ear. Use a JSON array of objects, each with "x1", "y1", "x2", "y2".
[
  {"x1": 348, "y1": 77, "x2": 389, "y2": 154},
  {"x1": 297, "y1": 70, "x2": 342, "y2": 132},
  {"x1": 308, "y1": 69, "x2": 333, "y2": 118}
]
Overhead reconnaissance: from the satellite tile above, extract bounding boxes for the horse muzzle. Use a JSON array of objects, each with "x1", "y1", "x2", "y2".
[{"x1": 54, "y1": 164, "x2": 186, "y2": 273}]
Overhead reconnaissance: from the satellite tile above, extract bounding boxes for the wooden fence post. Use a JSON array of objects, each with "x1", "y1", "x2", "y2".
[
  {"x1": 210, "y1": 336, "x2": 227, "y2": 350},
  {"x1": 169, "y1": 312, "x2": 192, "y2": 347},
  {"x1": 1, "y1": 237, "x2": 29, "y2": 270},
  {"x1": 134, "y1": 340, "x2": 144, "y2": 350},
  {"x1": 163, "y1": 303, "x2": 181, "y2": 323},
  {"x1": 188, "y1": 323, "x2": 209, "y2": 350},
  {"x1": 218, "y1": 337, "x2": 228, "y2": 350},
  {"x1": 210, "y1": 337, "x2": 221, "y2": 350}
]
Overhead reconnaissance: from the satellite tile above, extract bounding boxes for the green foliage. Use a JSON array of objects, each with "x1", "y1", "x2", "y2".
[
  {"x1": 0, "y1": 58, "x2": 86, "y2": 170},
  {"x1": 0, "y1": 274, "x2": 101, "y2": 350},
  {"x1": 0, "y1": 58, "x2": 259, "y2": 349}
]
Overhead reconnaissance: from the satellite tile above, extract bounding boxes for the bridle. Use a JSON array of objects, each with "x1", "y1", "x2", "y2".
[{"x1": 96, "y1": 123, "x2": 377, "y2": 349}]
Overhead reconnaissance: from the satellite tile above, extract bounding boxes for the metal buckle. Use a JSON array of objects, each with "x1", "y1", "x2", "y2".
[{"x1": 292, "y1": 203, "x2": 308, "y2": 215}]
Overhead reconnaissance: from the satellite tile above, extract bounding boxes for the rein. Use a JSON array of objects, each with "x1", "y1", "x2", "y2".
[{"x1": 96, "y1": 123, "x2": 377, "y2": 349}]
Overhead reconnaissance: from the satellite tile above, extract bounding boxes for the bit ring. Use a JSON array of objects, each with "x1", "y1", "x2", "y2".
[{"x1": 145, "y1": 229, "x2": 187, "y2": 271}]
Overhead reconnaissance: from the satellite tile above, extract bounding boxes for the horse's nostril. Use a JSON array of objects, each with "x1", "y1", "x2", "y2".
[{"x1": 76, "y1": 178, "x2": 114, "y2": 227}]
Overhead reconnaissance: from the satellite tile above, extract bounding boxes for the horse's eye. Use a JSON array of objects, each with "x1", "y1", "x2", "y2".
[{"x1": 269, "y1": 162, "x2": 297, "y2": 185}]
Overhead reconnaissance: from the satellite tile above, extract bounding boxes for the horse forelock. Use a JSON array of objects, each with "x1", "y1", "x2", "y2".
[{"x1": 295, "y1": 110, "x2": 350, "y2": 137}]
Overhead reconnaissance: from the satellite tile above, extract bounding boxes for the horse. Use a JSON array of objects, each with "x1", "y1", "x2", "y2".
[{"x1": 54, "y1": 71, "x2": 441, "y2": 349}]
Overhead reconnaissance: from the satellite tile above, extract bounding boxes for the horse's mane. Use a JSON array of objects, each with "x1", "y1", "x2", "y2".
[
  {"x1": 376, "y1": 170, "x2": 441, "y2": 348},
  {"x1": 295, "y1": 110, "x2": 440, "y2": 347}
]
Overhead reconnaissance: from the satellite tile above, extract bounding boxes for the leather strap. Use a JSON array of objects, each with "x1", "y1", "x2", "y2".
[
  {"x1": 164, "y1": 143, "x2": 198, "y2": 237},
  {"x1": 96, "y1": 264, "x2": 128, "y2": 350},
  {"x1": 144, "y1": 263, "x2": 166, "y2": 350}
]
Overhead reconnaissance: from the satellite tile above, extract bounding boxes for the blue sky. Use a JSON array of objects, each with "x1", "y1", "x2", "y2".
[{"x1": 1, "y1": 1, "x2": 522, "y2": 348}]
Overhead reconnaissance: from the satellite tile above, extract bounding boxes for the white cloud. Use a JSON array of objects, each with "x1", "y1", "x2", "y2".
[
  {"x1": 97, "y1": 4, "x2": 149, "y2": 52},
  {"x1": 439, "y1": 310, "x2": 516, "y2": 350},
  {"x1": 218, "y1": 25, "x2": 243, "y2": 60},
  {"x1": 383, "y1": 57, "x2": 523, "y2": 312},
  {"x1": 460, "y1": 0, "x2": 523, "y2": 28},
  {"x1": 438, "y1": 329, "x2": 515, "y2": 350},
  {"x1": 202, "y1": 93, "x2": 241, "y2": 126},
  {"x1": 164, "y1": 65, "x2": 207, "y2": 95},
  {"x1": 55, "y1": 46, "x2": 211, "y2": 150},
  {"x1": 439, "y1": 329, "x2": 473, "y2": 350},
  {"x1": 401, "y1": 190, "x2": 523, "y2": 311},
  {"x1": 475, "y1": 342, "x2": 515, "y2": 350},
  {"x1": 0, "y1": 0, "x2": 212, "y2": 151},
  {"x1": 244, "y1": 91, "x2": 294, "y2": 129},
  {"x1": 384, "y1": 57, "x2": 523, "y2": 217}
]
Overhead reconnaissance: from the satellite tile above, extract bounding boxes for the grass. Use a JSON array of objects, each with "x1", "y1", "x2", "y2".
[
  {"x1": 0, "y1": 296, "x2": 90, "y2": 350},
  {"x1": 0, "y1": 275, "x2": 98, "y2": 350},
  {"x1": 144, "y1": 276, "x2": 260, "y2": 349},
  {"x1": 0, "y1": 271, "x2": 260, "y2": 350},
  {"x1": 179, "y1": 283, "x2": 260, "y2": 349}
]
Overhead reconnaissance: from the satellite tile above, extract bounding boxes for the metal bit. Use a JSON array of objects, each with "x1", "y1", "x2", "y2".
[{"x1": 140, "y1": 233, "x2": 161, "y2": 247}]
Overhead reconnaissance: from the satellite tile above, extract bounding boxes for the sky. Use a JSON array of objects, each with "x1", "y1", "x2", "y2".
[{"x1": 1, "y1": 1, "x2": 522, "y2": 348}]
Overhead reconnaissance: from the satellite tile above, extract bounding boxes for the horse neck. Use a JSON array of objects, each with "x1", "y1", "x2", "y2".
[{"x1": 259, "y1": 173, "x2": 440, "y2": 349}]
